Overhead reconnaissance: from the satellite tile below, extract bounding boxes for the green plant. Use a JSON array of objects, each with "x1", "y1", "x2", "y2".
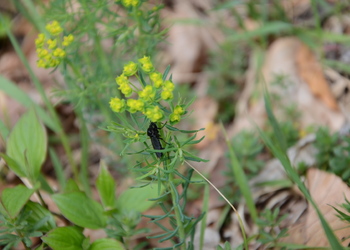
[
  {"x1": 314, "y1": 128, "x2": 350, "y2": 184},
  {"x1": 106, "y1": 57, "x2": 208, "y2": 249},
  {"x1": 256, "y1": 208, "x2": 288, "y2": 248}
]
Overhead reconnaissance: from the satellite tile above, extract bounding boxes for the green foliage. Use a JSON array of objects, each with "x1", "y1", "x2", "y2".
[
  {"x1": 41, "y1": 226, "x2": 86, "y2": 250},
  {"x1": 52, "y1": 191, "x2": 107, "y2": 229},
  {"x1": 256, "y1": 208, "x2": 288, "y2": 247},
  {"x1": 96, "y1": 161, "x2": 117, "y2": 209},
  {"x1": 314, "y1": 128, "x2": 350, "y2": 183},
  {"x1": 231, "y1": 130, "x2": 264, "y2": 176},
  {"x1": 332, "y1": 196, "x2": 350, "y2": 223},
  {"x1": 5, "y1": 109, "x2": 47, "y2": 183}
]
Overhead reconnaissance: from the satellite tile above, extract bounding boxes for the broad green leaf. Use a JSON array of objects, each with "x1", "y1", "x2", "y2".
[
  {"x1": 1, "y1": 185, "x2": 35, "y2": 218},
  {"x1": 52, "y1": 192, "x2": 107, "y2": 229},
  {"x1": 117, "y1": 183, "x2": 161, "y2": 213},
  {"x1": 63, "y1": 179, "x2": 81, "y2": 193},
  {"x1": 0, "y1": 153, "x2": 26, "y2": 177},
  {"x1": 23, "y1": 201, "x2": 56, "y2": 232},
  {"x1": 6, "y1": 109, "x2": 47, "y2": 181},
  {"x1": 96, "y1": 161, "x2": 116, "y2": 209},
  {"x1": 89, "y1": 238, "x2": 125, "y2": 250},
  {"x1": 0, "y1": 76, "x2": 57, "y2": 132},
  {"x1": 41, "y1": 226, "x2": 85, "y2": 250}
]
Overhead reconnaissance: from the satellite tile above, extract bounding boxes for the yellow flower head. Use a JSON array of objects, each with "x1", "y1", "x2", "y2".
[
  {"x1": 37, "y1": 48, "x2": 49, "y2": 58},
  {"x1": 173, "y1": 105, "x2": 184, "y2": 115},
  {"x1": 35, "y1": 33, "x2": 46, "y2": 47},
  {"x1": 139, "y1": 56, "x2": 154, "y2": 73},
  {"x1": 163, "y1": 80, "x2": 175, "y2": 91},
  {"x1": 53, "y1": 48, "x2": 66, "y2": 58},
  {"x1": 170, "y1": 113, "x2": 181, "y2": 123},
  {"x1": 110, "y1": 97, "x2": 126, "y2": 113},
  {"x1": 145, "y1": 105, "x2": 163, "y2": 122},
  {"x1": 127, "y1": 99, "x2": 138, "y2": 113},
  {"x1": 123, "y1": 61, "x2": 138, "y2": 76},
  {"x1": 119, "y1": 83, "x2": 133, "y2": 97},
  {"x1": 122, "y1": 0, "x2": 139, "y2": 7},
  {"x1": 115, "y1": 74, "x2": 129, "y2": 86},
  {"x1": 127, "y1": 99, "x2": 144, "y2": 113},
  {"x1": 161, "y1": 90, "x2": 173, "y2": 100},
  {"x1": 62, "y1": 34, "x2": 74, "y2": 46},
  {"x1": 47, "y1": 39, "x2": 57, "y2": 49},
  {"x1": 138, "y1": 85, "x2": 156, "y2": 102},
  {"x1": 46, "y1": 21, "x2": 63, "y2": 36},
  {"x1": 149, "y1": 71, "x2": 163, "y2": 88}
]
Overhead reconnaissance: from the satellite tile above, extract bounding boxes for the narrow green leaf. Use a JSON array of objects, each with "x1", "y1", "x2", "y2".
[
  {"x1": 222, "y1": 124, "x2": 258, "y2": 222},
  {"x1": 0, "y1": 76, "x2": 57, "y2": 132},
  {"x1": 6, "y1": 109, "x2": 47, "y2": 182},
  {"x1": 49, "y1": 147, "x2": 66, "y2": 190},
  {"x1": 52, "y1": 192, "x2": 107, "y2": 229},
  {"x1": 227, "y1": 21, "x2": 293, "y2": 42},
  {"x1": 96, "y1": 161, "x2": 116, "y2": 209},
  {"x1": 89, "y1": 238, "x2": 125, "y2": 250},
  {"x1": 1, "y1": 185, "x2": 35, "y2": 218},
  {"x1": 23, "y1": 201, "x2": 56, "y2": 232},
  {"x1": 117, "y1": 183, "x2": 161, "y2": 212},
  {"x1": 41, "y1": 226, "x2": 85, "y2": 250},
  {"x1": 0, "y1": 118, "x2": 9, "y2": 140}
]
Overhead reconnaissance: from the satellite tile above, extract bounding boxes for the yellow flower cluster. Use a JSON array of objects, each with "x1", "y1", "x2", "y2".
[
  {"x1": 145, "y1": 106, "x2": 163, "y2": 122},
  {"x1": 35, "y1": 21, "x2": 74, "y2": 68},
  {"x1": 110, "y1": 56, "x2": 185, "y2": 124},
  {"x1": 139, "y1": 56, "x2": 154, "y2": 73},
  {"x1": 170, "y1": 105, "x2": 185, "y2": 123},
  {"x1": 110, "y1": 97, "x2": 126, "y2": 113},
  {"x1": 122, "y1": 0, "x2": 139, "y2": 7},
  {"x1": 149, "y1": 72, "x2": 163, "y2": 88}
]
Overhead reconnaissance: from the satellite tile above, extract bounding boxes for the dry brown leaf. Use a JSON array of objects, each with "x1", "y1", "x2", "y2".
[
  {"x1": 230, "y1": 37, "x2": 345, "y2": 136},
  {"x1": 304, "y1": 168, "x2": 350, "y2": 247},
  {"x1": 296, "y1": 43, "x2": 338, "y2": 110}
]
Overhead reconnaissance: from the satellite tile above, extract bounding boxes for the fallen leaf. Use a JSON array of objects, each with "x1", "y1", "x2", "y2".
[{"x1": 305, "y1": 168, "x2": 350, "y2": 247}]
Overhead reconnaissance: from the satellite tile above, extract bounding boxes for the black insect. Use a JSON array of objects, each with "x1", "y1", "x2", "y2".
[{"x1": 147, "y1": 122, "x2": 164, "y2": 158}]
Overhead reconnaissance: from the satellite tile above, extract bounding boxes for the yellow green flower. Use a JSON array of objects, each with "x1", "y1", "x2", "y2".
[
  {"x1": 119, "y1": 83, "x2": 133, "y2": 97},
  {"x1": 47, "y1": 39, "x2": 57, "y2": 49},
  {"x1": 115, "y1": 74, "x2": 129, "y2": 86},
  {"x1": 127, "y1": 99, "x2": 144, "y2": 113},
  {"x1": 163, "y1": 80, "x2": 175, "y2": 91},
  {"x1": 169, "y1": 113, "x2": 181, "y2": 123},
  {"x1": 35, "y1": 33, "x2": 45, "y2": 47},
  {"x1": 62, "y1": 34, "x2": 74, "y2": 46},
  {"x1": 122, "y1": 0, "x2": 139, "y2": 7},
  {"x1": 138, "y1": 85, "x2": 156, "y2": 102},
  {"x1": 46, "y1": 21, "x2": 63, "y2": 36},
  {"x1": 173, "y1": 105, "x2": 184, "y2": 115},
  {"x1": 37, "y1": 59, "x2": 46, "y2": 68},
  {"x1": 139, "y1": 56, "x2": 154, "y2": 73},
  {"x1": 161, "y1": 90, "x2": 173, "y2": 100},
  {"x1": 109, "y1": 97, "x2": 126, "y2": 112},
  {"x1": 37, "y1": 48, "x2": 49, "y2": 58},
  {"x1": 53, "y1": 48, "x2": 66, "y2": 58},
  {"x1": 149, "y1": 72, "x2": 163, "y2": 88},
  {"x1": 145, "y1": 105, "x2": 163, "y2": 122},
  {"x1": 123, "y1": 61, "x2": 138, "y2": 76}
]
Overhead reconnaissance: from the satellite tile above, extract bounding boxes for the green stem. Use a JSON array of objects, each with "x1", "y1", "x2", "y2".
[
  {"x1": 168, "y1": 174, "x2": 186, "y2": 250},
  {"x1": 4, "y1": 19, "x2": 79, "y2": 182}
]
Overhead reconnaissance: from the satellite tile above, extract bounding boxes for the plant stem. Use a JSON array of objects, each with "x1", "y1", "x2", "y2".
[{"x1": 168, "y1": 174, "x2": 186, "y2": 250}]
